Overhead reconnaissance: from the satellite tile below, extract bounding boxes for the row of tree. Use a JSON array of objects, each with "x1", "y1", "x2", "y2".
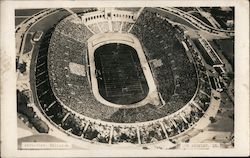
[{"x1": 17, "y1": 90, "x2": 49, "y2": 133}]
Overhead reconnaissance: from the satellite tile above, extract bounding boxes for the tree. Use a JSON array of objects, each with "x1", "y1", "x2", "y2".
[
  {"x1": 17, "y1": 90, "x2": 49, "y2": 133},
  {"x1": 30, "y1": 117, "x2": 49, "y2": 133},
  {"x1": 209, "y1": 116, "x2": 217, "y2": 123},
  {"x1": 18, "y1": 62, "x2": 27, "y2": 73},
  {"x1": 17, "y1": 90, "x2": 35, "y2": 118}
]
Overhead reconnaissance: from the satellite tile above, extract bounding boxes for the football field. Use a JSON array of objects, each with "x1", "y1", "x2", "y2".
[{"x1": 94, "y1": 43, "x2": 149, "y2": 105}]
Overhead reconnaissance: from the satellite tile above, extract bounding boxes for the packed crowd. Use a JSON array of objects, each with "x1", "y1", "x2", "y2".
[
  {"x1": 47, "y1": 13, "x2": 188, "y2": 123},
  {"x1": 55, "y1": 16, "x2": 93, "y2": 43},
  {"x1": 131, "y1": 10, "x2": 198, "y2": 110},
  {"x1": 48, "y1": 28, "x2": 116, "y2": 120},
  {"x1": 122, "y1": 22, "x2": 133, "y2": 32},
  {"x1": 33, "y1": 9, "x2": 213, "y2": 145},
  {"x1": 175, "y1": 23, "x2": 212, "y2": 112}
]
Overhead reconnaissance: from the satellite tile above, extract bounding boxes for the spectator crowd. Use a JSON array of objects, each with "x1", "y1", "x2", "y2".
[{"x1": 33, "y1": 9, "x2": 213, "y2": 145}]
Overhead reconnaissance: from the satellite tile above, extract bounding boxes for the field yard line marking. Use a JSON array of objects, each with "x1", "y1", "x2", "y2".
[
  {"x1": 105, "y1": 93, "x2": 132, "y2": 97},
  {"x1": 129, "y1": 51, "x2": 144, "y2": 94},
  {"x1": 99, "y1": 54, "x2": 109, "y2": 97}
]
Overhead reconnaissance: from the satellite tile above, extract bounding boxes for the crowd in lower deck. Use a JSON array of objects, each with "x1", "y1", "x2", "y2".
[
  {"x1": 131, "y1": 9, "x2": 198, "y2": 109},
  {"x1": 33, "y1": 9, "x2": 213, "y2": 145}
]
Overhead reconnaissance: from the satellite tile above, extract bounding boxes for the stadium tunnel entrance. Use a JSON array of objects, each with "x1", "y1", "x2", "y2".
[{"x1": 94, "y1": 43, "x2": 149, "y2": 105}]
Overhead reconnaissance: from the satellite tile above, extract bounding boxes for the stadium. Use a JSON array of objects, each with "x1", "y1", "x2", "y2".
[{"x1": 16, "y1": 7, "x2": 234, "y2": 148}]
